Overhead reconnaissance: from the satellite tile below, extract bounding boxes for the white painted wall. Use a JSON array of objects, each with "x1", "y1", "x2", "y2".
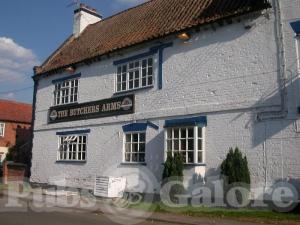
[
  {"x1": 73, "y1": 9, "x2": 101, "y2": 37},
  {"x1": 31, "y1": 0, "x2": 300, "y2": 194}
]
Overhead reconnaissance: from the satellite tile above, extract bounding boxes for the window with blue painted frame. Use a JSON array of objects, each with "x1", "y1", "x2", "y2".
[
  {"x1": 58, "y1": 134, "x2": 87, "y2": 161},
  {"x1": 124, "y1": 132, "x2": 146, "y2": 163},
  {"x1": 116, "y1": 57, "x2": 153, "y2": 92},
  {"x1": 54, "y1": 78, "x2": 79, "y2": 106},
  {"x1": 165, "y1": 127, "x2": 205, "y2": 164}
]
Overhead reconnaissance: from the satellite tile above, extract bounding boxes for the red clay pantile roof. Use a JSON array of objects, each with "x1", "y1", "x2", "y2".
[
  {"x1": 35, "y1": 0, "x2": 270, "y2": 76},
  {"x1": 0, "y1": 100, "x2": 32, "y2": 124}
]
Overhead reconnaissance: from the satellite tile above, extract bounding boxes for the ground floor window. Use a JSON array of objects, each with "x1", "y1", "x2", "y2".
[
  {"x1": 124, "y1": 132, "x2": 146, "y2": 163},
  {"x1": 58, "y1": 135, "x2": 87, "y2": 161},
  {"x1": 165, "y1": 126, "x2": 205, "y2": 164}
]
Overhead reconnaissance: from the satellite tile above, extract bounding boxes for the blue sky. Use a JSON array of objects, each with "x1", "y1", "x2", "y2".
[{"x1": 0, "y1": 0, "x2": 147, "y2": 104}]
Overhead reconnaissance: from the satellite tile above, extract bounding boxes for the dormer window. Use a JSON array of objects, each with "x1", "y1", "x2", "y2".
[
  {"x1": 54, "y1": 78, "x2": 79, "y2": 106},
  {"x1": 116, "y1": 57, "x2": 153, "y2": 93}
]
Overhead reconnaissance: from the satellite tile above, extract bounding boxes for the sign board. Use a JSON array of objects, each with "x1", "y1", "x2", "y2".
[{"x1": 48, "y1": 95, "x2": 134, "y2": 123}]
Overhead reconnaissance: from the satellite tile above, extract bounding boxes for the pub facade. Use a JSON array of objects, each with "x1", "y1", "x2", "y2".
[{"x1": 31, "y1": 0, "x2": 300, "y2": 196}]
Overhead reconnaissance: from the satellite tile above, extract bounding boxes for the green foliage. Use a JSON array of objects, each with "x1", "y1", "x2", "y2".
[
  {"x1": 162, "y1": 152, "x2": 184, "y2": 203},
  {"x1": 162, "y1": 152, "x2": 184, "y2": 180},
  {"x1": 220, "y1": 147, "x2": 250, "y2": 185},
  {"x1": 5, "y1": 142, "x2": 31, "y2": 166}
]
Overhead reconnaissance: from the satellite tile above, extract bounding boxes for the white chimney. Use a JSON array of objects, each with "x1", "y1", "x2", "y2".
[{"x1": 73, "y1": 3, "x2": 102, "y2": 38}]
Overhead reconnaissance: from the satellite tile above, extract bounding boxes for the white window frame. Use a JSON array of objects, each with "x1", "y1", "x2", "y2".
[
  {"x1": 57, "y1": 134, "x2": 87, "y2": 161},
  {"x1": 0, "y1": 122, "x2": 5, "y2": 137},
  {"x1": 123, "y1": 132, "x2": 146, "y2": 163},
  {"x1": 164, "y1": 126, "x2": 205, "y2": 164},
  {"x1": 53, "y1": 78, "x2": 79, "y2": 106},
  {"x1": 296, "y1": 36, "x2": 300, "y2": 75},
  {"x1": 115, "y1": 57, "x2": 154, "y2": 93}
]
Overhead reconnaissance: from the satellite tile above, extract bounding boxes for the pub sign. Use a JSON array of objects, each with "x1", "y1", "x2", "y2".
[{"x1": 48, "y1": 95, "x2": 134, "y2": 123}]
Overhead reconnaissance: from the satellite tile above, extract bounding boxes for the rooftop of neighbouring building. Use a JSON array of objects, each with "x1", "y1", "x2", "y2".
[
  {"x1": 34, "y1": 0, "x2": 271, "y2": 76},
  {"x1": 0, "y1": 100, "x2": 32, "y2": 124}
]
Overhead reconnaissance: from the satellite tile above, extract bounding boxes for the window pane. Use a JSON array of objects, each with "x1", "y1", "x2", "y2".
[
  {"x1": 139, "y1": 143, "x2": 145, "y2": 153},
  {"x1": 198, "y1": 127, "x2": 202, "y2": 138},
  {"x1": 126, "y1": 134, "x2": 131, "y2": 142},
  {"x1": 132, "y1": 153, "x2": 138, "y2": 162},
  {"x1": 188, "y1": 139, "x2": 194, "y2": 150},
  {"x1": 133, "y1": 134, "x2": 138, "y2": 142},
  {"x1": 188, "y1": 152, "x2": 194, "y2": 163},
  {"x1": 117, "y1": 67, "x2": 121, "y2": 74},
  {"x1": 180, "y1": 129, "x2": 186, "y2": 138},
  {"x1": 139, "y1": 153, "x2": 145, "y2": 162},
  {"x1": 174, "y1": 129, "x2": 179, "y2": 139},
  {"x1": 167, "y1": 129, "x2": 172, "y2": 139},
  {"x1": 180, "y1": 139, "x2": 186, "y2": 150},
  {"x1": 198, "y1": 139, "x2": 202, "y2": 150},
  {"x1": 167, "y1": 140, "x2": 172, "y2": 151},
  {"x1": 142, "y1": 59, "x2": 147, "y2": 68},
  {"x1": 132, "y1": 143, "x2": 138, "y2": 152},
  {"x1": 148, "y1": 76, "x2": 153, "y2": 85},
  {"x1": 142, "y1": 78, "x2": 147, "y2": 86},
  {"x1": 148, "y1": 67, "x2": 153, "y2": 75},
  {"x1": 173, "y1": 139, "x2": 179, "y2": 150},
  {"x1": 125, "y1": 153, "x2": 131, "y2": 162},
  {"x1": 188, "y1": 128, "x2": 194, "y2": 138},
  {"x1": 122, "y1": 65, "x2": 127, "y2": 73},
  {"x1": 198, "y1": 151, "x2": 203, "y2": 163},
  {"x1": 117, "y1": 75, "x2": 121, "y2": 82},
  {"x1": 148, "y1": 58, "x2": 153, "y2": 66},
  {"x1": 125, "y1": 143, "x2": 131, "y2": 153},
  {"x1": 140, "y1": 133, "x2": 145, "y2": 142}
]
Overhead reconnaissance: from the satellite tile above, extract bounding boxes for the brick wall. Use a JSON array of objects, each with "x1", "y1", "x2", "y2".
[{"x1": 0, "y1": 122, "x2": 31, "y2": 148}]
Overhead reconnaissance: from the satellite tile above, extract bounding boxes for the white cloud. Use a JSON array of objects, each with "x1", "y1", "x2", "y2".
[
  {"x1": 0, "y1": 37, "x2": 39, "y2": 83},
  {"x1": 2, "y1": 92, "x2": 15, "y2": 99}
]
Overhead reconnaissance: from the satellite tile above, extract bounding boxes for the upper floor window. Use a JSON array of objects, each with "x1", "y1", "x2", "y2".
[
  {"x1": 165, "y1": 127, "x2": 205, "y2": 164},
  {"x1": 54, "y1": 78, "x2": 79, "y2": 106},
  {"x1": 116, "y1": 57, "x2": 153, "y2": 93},
  {"x1": 124, "y1": 132, "x2": 146, "y2": 163},
  {"x1": 0, "y1": 123, "x2": 5, "y2": 137},
  {"x1": 58, "y1": 134, "x2": 87, "y2": 161}
]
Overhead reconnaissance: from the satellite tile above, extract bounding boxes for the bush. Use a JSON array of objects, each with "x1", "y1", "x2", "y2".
[
  {"x1": 220, "y1": 147, "x2": 251, "y2": 206},
  {"x1": 162, "y1": 152, "x2": 184, "y2": 203},
  {"x1": 220, "y1": 147, "x2": 250, "y2": 185}
]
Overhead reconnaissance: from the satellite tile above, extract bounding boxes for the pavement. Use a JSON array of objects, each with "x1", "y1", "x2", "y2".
[{"x1": 0, "y1": 188, "x2": 294, "y2": 225}]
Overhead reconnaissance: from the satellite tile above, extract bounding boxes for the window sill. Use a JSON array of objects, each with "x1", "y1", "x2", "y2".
[
  {"x1": 114, "y1": 85, "x2": 154, "y2": 96},
  {"x1": 161, "y1": 163, "x2": 206, "y2": 166},
  {"x1": 51, "y1": 102, "x2": 79, "y2": 108},
  {"x1": 120, "y1": 162, "x2": 147, "y2": 166},
  {"x1": 56, "y1": 160, "x2": 86, "y2": 163},
  {"x1": 184, "y1": 163, "x2": 206, "y2": 167}
]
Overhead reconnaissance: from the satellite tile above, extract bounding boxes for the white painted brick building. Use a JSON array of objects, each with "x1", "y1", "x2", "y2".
[{"x1": 31, "y1": 0, "x2": 300, "y2": 196}]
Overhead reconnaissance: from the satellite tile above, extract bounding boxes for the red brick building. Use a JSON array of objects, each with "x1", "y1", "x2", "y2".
[{"x1": 0, "y1": 100, "x2": 32, "y2": 162}]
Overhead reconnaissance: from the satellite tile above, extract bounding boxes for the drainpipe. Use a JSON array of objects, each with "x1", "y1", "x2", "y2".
[
  {"x1": 28, "y1": 67, "x2": 39, "y2": 178},
  {"x1": 257, "y1": 0, "x2": 288, "y2": 121}
]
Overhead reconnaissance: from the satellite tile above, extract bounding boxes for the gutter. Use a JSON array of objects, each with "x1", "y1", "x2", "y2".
[{"x1": 257, "y1": 0, "x2": 288, "y2": 121}]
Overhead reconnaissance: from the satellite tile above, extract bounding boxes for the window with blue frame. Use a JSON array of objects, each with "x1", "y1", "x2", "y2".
[
  {"x1": 116, "y1": 57, "x2": 153, "y2": 92},
  {"x1": 124, "y1": 132, "x2": 146, "y2": 163},
  {"x1": 54, "y1": 78, "x2": 79, "y2": 106},
  {"x1": 165, "y1": 127, "x2": 205, "y2": 164},
  {"x1": 58, "y1": 134, "x2": 87, "y2": 161}
]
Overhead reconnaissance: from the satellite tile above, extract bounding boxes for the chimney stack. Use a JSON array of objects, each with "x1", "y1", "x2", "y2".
[{"x1": 73, "y1": 3, "x2": 102, "y2": 38}]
